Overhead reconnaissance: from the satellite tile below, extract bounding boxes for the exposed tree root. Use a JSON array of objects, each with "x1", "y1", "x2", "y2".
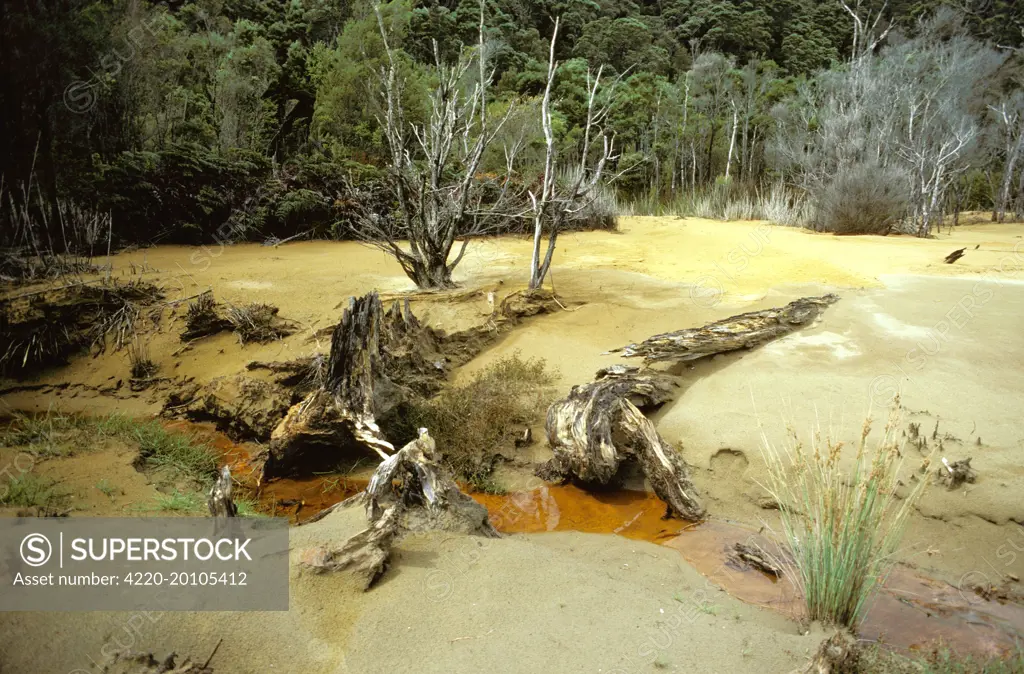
[
  {"x1": 300, "y1": 429, "x2": 497, "y2": 588},
  {"x1": 542, "y1": 365, "x2": 704, "y2": 520}
]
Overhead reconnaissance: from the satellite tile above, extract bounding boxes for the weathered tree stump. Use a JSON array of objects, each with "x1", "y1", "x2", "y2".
[
  {"x1": 364, "y1": 428, "x2": 498, "y2": 536},
  {"x1": 257, "y1": 293, "x2": 441, "y2": 479},
  {"x1": 939, "y1": 457, "x2": 976, "y2": 489},
  {"x1": 609, "y1": 294, "x2": 840, "y2": 363},
  {"x1": 300, "y1": 429, "x2": 497, "y2": 588},
  {"x1": 542, "y1": 365, "x2": 704, "y2": 520}
]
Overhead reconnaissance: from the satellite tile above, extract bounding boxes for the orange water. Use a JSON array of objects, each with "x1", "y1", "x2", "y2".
[{"x1": 170, "y1": 420, "x2": 1023, "y2": 660}]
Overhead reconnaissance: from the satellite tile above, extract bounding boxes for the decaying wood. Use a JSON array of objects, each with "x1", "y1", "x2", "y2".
[
  {"x1": 364, "y1": 428, "x2": 499, "y2": 536},
  {"x1": 543, "y1": 365, "x2": 704, "y2": 519},
  {"x1": 939, "y1": 457, "x2": 976, "y2": 489},
  {"x1": 95, "y1": 649, "x2": 214, "y2": 674},
  {"x1": 731, "y1": 542, "x2": 784, "y2": 577},
  {"x1": 790, "y1": 631, "x2": 860, "y2": 674},
  {"x1": 944, "y1": 247, "x2": 966, "y2": 264},
  {"x1": 301, "y1": 505, "x2": 402, "y2": 590},
  {"x1": 301, "y1": 429, "x2": 497, "y2": 588},
  {"x1": 609, "y1": 294, "x2": 840, "y2": 364},
  {"x1": 257, "y1": 293, "x2": 445, "y2": 479},
  {"x1": 207, "y1": 466, "x2": 237, "y2": 518}
]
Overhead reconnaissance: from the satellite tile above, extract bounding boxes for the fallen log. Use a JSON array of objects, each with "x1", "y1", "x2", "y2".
[
  {"x1": 542, "y1": 365, "x2": 704, "y2": 520},
  {"x1": 609, "y1": 294, "x2": 840, "y2": 364},
  {"x1": 257, "y1": 293, "x2": 442, "y2": 479}
]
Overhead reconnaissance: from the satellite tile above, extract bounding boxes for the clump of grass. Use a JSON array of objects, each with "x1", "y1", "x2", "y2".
[
  {"x1": 407, "y1": 353, "x2": 553, "y2": 488},
  {"x1": 94, "y1": 414, "x2": 217, "y2": 482},
  {"x1": 150, "y1": 490, "x2": 204, "y2": 513},
  {"x1": 0, "y1": 474, "x2": 65, "y2": 509},
  {"x1": 181, "y1": 291, "x2": 232, "y2": 340},
  {"x1": 0, "y1": 410, "x2": 89, "y2": 456},
  {"x1": 127, "y1": 336, "x2": 158, "y2": 379},
  {"x1": 226, "y1": 302, "x2": 292, "y2": 344},
  {"x1": 757, "y1": 404, "x2": 930, "y2": 628}
]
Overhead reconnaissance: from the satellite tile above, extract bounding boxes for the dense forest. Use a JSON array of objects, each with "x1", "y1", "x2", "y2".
[{"x1": 2, "y1": 0, "x2": 1024, "y2": 255}]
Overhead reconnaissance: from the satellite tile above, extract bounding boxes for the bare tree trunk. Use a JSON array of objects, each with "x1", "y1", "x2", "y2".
[{"x1": 726, "y1": 102, "x2": 738, "y2": 180}]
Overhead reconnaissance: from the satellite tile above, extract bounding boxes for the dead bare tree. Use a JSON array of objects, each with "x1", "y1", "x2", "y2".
[
  {"x1": 527, "y1": 17, "x2": 619, "y2": 291},
  {"x1": 356, "y1": 4, "x2": 519, "y2": 289},
  {"x1": 989, "y1": 93, "x2": 1024, "y2": 222}
]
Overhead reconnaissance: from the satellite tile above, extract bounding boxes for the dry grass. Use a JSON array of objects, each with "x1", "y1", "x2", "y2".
[
  {"x1": 226, "y1": 302, "x2": 292, "y2": 344},
  {"x1": 127, "y1": 335, "x2": 158, "y2": 379},
  {"x1": 407, "y1": 353, "x2": 554, "y2": 491},
  {"x1": 757, "y1": 403, "x2": 931, "y2": 628}
]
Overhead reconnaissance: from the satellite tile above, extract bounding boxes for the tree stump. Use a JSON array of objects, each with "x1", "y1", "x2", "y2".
[
  {"x1": 543, "y1": 365, "x2": 704, "y2": 520},
  {"x1": 257, "y1": 293, "x2": 441, "y2": 479},
  {"x1": 609, "y1": 294, "x2": 840, "y2": 363},
  {"x1": 300, "y1": 429, "x2": 497, "y2": 588}
]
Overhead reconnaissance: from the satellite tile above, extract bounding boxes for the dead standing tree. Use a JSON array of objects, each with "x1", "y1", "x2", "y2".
[
  {"x1": 359, "y1": 5, "x2": 519, "y2": 289},
  {"x1": 527, "y1": 18, "x2": 619, "y2": 290}
]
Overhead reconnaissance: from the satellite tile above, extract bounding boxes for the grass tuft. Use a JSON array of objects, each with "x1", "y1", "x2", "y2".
[
  {"x1": 757, "y1": 403, "x2": 930, "y2": 628},
  {"x1": 0, "y1": 474, "x2": 65, "y2": 509}
]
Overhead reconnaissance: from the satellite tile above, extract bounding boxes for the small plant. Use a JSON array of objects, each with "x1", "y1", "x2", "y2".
[
  {"x1": 95, "y1": 479, "x2": 117, "y2": 498},
  {"x1": 758, "y1": 403, "x2": 930, "y2": 628},
  {"x1": 151, "y1": 490, "x2": 204, "y2": 513},
  {"x1": 94, "y1": 415, "x2": 217, "y2": 482},
  {"x1": 182, "y1": 291, "x2": 231, "y2": 340},
  {"x1": 127, "y1": 335, "x2": 158, "y2": 379}
]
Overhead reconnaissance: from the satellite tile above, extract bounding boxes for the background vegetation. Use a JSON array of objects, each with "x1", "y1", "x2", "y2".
[{"x1": 2, "y1": 0, "x2": 1023, "y2": 247}]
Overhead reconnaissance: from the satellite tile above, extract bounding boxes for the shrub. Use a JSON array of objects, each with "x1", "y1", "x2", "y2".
[
  {"x1": 406, "y1": 353, "x2": 553, "y2": 489},
  {"x1": 812, "y1": 164, "x2": 911, "y2": 235},
  {"x1": 757, "y1": 404, "x2": 930, "y2": 628},
  {"x1": 225, "y1": 303, "x2": 293, "y2": 344}
]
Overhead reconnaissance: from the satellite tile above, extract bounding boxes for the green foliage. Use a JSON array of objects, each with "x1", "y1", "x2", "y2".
[
  {"x1": 3, "y1": 0, "x2": 1023, "y2": 244},
  {"x1": 0, "y1": 474, "x2": 66, "y2": 510},
  {"x1": 758, "y1": 408, "x2": 930, "y2": 628}
]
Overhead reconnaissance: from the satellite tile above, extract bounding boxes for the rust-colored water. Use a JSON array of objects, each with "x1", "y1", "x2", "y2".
[
  {"x1": 162, "y1": 421, "x2": 1024, "y2": 659},
  {"x1": 474, "y1": 484, "x2": 1024, "y2": 659}
]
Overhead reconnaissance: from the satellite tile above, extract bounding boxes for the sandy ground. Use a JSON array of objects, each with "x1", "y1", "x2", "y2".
[
  {"x1": 3, "y1": 216, "x2": 1024, "y2": 671},
  {"x1": 0, "y1": 503, "x2": 829, "y2": 674}
]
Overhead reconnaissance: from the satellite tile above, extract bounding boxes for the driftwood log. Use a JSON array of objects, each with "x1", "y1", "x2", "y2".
[
  {"x1": 301, "y1": 505, "x2": 402, "y2": 589},
  {"x1": 301, "y1": 429, "x2": 497, "y2": 589},
  {"x1": 609, "y1": 294, "x2": 839, "y2": 363},
  {"x1": 543, "y1": 365, "x2": 704, "y2": 520},
  {"x1": 258, "y1": 293, "x2": 442, "y2": 479}
]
